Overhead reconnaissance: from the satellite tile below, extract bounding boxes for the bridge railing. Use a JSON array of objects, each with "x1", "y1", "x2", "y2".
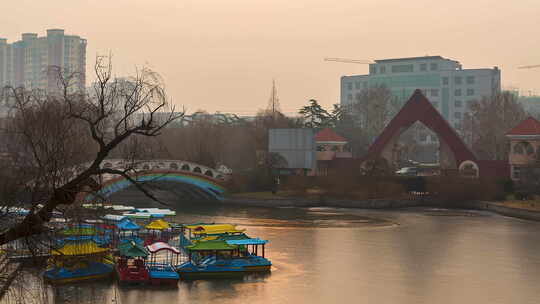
[{"x1": 77, "y1": 159, "x2": 231, "y2": 182}]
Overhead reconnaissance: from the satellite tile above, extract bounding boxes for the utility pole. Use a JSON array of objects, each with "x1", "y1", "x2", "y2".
[{"x1": 267, "y1": 79, "x2": 281, "y2": 121}]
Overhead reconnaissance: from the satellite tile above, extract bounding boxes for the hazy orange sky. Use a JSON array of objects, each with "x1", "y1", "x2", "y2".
[{"x1": 4, "y1": 0, "x2": 540, "y2": 115}]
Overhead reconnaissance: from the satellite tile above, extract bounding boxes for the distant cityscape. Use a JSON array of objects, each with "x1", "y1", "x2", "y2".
[
  {"x1": 0, "y1": 29, "x2": 539, "y2": 132},
  {"x1": 0, "y1": 29, "x2": 86, "y2": 92}
]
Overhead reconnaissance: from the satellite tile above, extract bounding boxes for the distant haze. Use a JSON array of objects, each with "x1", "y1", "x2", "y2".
[{"x1": 4, "y1": 0, "x2": 540, "y2": 114}]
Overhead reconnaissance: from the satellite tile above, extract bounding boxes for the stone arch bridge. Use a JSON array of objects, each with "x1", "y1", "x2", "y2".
[{"x1": 85, "y1": 159, "x2": 230, "y2": 201}]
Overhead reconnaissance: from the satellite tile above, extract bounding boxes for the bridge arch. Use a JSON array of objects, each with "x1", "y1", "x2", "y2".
[
  {"x1": 82, "y1": 159, "x2": 229, "y2": 201},
  {"x1": 87, "y1": 171, "x2": 226, "y2": 201}
]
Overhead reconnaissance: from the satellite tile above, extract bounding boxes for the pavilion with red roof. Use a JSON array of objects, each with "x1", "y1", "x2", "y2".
[
  {"x1": 315, "y1": 128, "x2": 348, "y2": 150},
  {"x1": 506, "y1": 117, "x2": 540, "y2": 180},
  {"x1": 314, "y1": 128, "x2": 352, "y2": 175}
]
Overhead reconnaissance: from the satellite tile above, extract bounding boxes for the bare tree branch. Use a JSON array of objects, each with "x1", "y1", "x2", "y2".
[{"x1": 0, "y1": 56, "x2": 183, "y2": 245}]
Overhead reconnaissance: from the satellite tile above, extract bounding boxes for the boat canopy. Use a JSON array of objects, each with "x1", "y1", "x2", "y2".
[
  {"x1": 118, "y1": 241, "x2": 149, "y2": 258},
  {"x1": 59, "y1": 235, "x2": 111, "y2": 247},
  {"x1": 195, "y1": 233, "x2": 250, "y2": 242},
  {"x1": 145, "y1": 219, "x2": 171, "y2": 230},
  {"x1": 218, "y1": 233, "x2": 250, "y2": 240},
  {"x1": 60, "y1": 226, "x2": 98, "y2": 236},
  {"x1": 52, "y1": 240, "x2": 109, "y2": 256},
  {"x1": 146, "y1": 242, "x2": 181, "y2": 254},
  {"x1": 116, "y1": 218, "x2": 140, "y2": 230},
  {"x1": 187, "y1": 224, "x2": 245, "y2": 235},
  {"x1": 102, "y1": 214, "x2": 126, "y2": 222},
  {"x1": 225, "y1": 238, "x2": 268, "y2": 246},
  {"x1": 186, "y1": 240, "x2": 238, "y2": 251}
]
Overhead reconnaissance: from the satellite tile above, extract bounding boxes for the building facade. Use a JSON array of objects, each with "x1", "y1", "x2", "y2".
[
  {"x1": 0, "y1": 29, "x2": 87, "y2": 92},
  {"x1": 506, "y1": 117, "x2": 540, "y2": 181},
  {"x1": 340, "y1": 56, "x2": 501, "y2": 143}
]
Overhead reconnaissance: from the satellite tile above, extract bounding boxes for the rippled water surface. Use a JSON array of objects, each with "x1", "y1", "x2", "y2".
[{"x1": 36, "y1": 198, "x2": 540, "y2": 304}]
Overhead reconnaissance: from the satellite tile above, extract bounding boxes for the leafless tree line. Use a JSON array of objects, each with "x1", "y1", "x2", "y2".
[{"x1": 461, "y1": 91, "x2": 527, "y2": 160}]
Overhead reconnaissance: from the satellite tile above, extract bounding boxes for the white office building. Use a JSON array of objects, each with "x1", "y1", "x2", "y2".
[{"x1": 340, "y1": 56, "x2": 501, "y2": 143}]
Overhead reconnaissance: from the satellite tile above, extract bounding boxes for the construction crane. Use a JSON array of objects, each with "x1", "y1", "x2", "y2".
[
  {"x1": 518, "y1": 64, "x2": 540, "y2": 69},
  {"x1": 324, "y1": 57, "x2": 373, "y2": 64}
]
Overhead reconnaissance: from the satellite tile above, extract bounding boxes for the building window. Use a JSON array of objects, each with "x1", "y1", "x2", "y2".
[
  {"x1": 431, "y1": 89, "x2": 439, "y2": 97},
  {"x1": 454, "y1": 112, "x2": 462, "y2": 119},
  {"x1": 466, "y1": 88, "x2": 475, "y2": 96},
  {"x1": 514, "y1": 141, "x2": 534, "y2": 155},
  {"x1": 430, "y1": 63, "x2": 438, "y2": 71},
  {"x1": 455, "y1": 100, "x2": 462, "y2": 107},
  {"x1": 380, "y1": 66, "x2": 386, "y2": 74},
  {"x1": 454, "y1": 76, "x2": 462, "y2": 85},
  {"x1": 347, "y1": 82, "x2": 352, "y2": 90},
  {"x1": 420, "y1": 133, "x2": 427, "y2": 141},
  {"x1": 420, "y1": 63, "x2": 427, "y2": 71},
  {"x1": 391, "y1": 64, "x2": 414, "y2": 73},
  {"x1": 512, "y1": 166, "x2": 521, "y2": 179},
  {"x1": 442, "y1": 77, "x2": 449, "y2": 85},
  {"x1": 455, "y1": 89, "x2": 462, "y2": 96},
  {"x1": 355, "y1": 81, "x2": 361, "y2": 89},
  {"x1": 466, "y1": 76, "x2": 475, "y2": 84},
  {"x1": 370, "y1": 66, "x2": 377, "y2": 74}
]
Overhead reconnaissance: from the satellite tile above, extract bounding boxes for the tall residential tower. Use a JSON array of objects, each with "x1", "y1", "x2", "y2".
[{"x1": 0, "y1": 29, "x2": 87, "y2": 92}]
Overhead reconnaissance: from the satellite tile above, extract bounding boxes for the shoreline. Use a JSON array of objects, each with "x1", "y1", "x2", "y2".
[{"x1": 223, "y1": 196, "x2": 540, "y2": 222}]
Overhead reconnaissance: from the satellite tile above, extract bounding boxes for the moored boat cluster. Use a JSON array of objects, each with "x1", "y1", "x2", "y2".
[{"x1": 39, "y1": 204, "x2": 271, "y2": 286}]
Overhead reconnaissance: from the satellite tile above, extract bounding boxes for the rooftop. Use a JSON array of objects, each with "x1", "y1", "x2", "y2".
[
  {"x1": 506, "y1": 117, "x2": 540, "y2": 136},
  {"x1": 315, "y1": 128, "x2": 347, "y2": 143},
  {"x1": 374, "y1": 56, "x2": 446, "y2": 63}
]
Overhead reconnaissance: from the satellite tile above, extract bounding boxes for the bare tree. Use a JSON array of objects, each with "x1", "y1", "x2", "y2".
[
  {"x1": 461, "y1": 91, "x2": 526, "y2": 160},
  {"x1": 0, "y1": 56, "x2": 182, "y2": 245},
  {"x1": 353, "y1": 84, "x2": 398, "y2": 141}
]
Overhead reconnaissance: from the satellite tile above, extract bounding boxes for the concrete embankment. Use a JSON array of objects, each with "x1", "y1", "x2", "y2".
[
  {"x1": 224, "y1": 196, "x2": 540, "y2": 222},
  {"x1": 457, "y1": 201, "x2": 540, "y2": 222}
]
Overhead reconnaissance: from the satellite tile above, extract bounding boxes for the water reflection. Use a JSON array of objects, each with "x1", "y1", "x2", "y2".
[{"x1": 8, "y1": 202, "x2": 540, "y2": 304}]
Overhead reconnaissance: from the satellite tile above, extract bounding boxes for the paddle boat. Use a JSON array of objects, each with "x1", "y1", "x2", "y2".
[
  {"x1": 144, "y1": 219, "x2": 172, "y2": 246},
  {"x1": 56, "y1": 235, "x2": 111, "y2": 247},
  {"x1": 103, "y1": 214, "x2": 126, "y2": 222},
  {"x1": 44, "y1": 239, "x2": 114, "y2": 284},
  {"x1": 116, "y1": 218, "x2": 143, "y2": 246},
  {"x1": 123, "y1": 212, "x2": 152, "y2": 219},
  {"x1": 136, "y1": 208, "x2": 176, "y2": 217},
  {"x1": 145, "y1": 242, "x2": 180, "y2": 286},
  {"x1": 116, "y1": 241, "x2": 150, "y2": 285},
  {"x1": 107, "y1": 204, "x2": 136, "y2": 211},
  {"x1": 182, "y1": 224, "x2": 246, "y2": 243},
  {"x1": 59, "y1": 224, "x2": 98, "y2": 237},
  {"x1": 176, "y1": 238, "x2": 271, "y2": 279}
]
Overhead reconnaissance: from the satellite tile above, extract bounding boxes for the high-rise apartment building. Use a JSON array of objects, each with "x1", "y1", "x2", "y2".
[
  {"x1": 340, "y1": 56, "x2": 501, "y2": 142},
  {"x1": 0, "y1": 29, "x2": 87, "y2": 92}
]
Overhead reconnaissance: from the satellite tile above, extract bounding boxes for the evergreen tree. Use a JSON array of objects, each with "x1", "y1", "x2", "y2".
[{"x1": 298, "y1": 99, "x2": 331, "y2": 128}]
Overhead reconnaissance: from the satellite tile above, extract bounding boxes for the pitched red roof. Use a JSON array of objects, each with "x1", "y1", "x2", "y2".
[
  {"x1": 315, "y1": 128, "x2": 347, "y2": 142},
  {"x1": 365, "y1": 90, "x2": 477, "y2": 165},
  {"x1": 506, "y1": 117, "x2": 540, "y2": 136}
]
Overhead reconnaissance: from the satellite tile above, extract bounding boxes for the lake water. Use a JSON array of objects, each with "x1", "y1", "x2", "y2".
[{"x1": 40, "y1": 202, "x2": 540, "y2": 304}]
